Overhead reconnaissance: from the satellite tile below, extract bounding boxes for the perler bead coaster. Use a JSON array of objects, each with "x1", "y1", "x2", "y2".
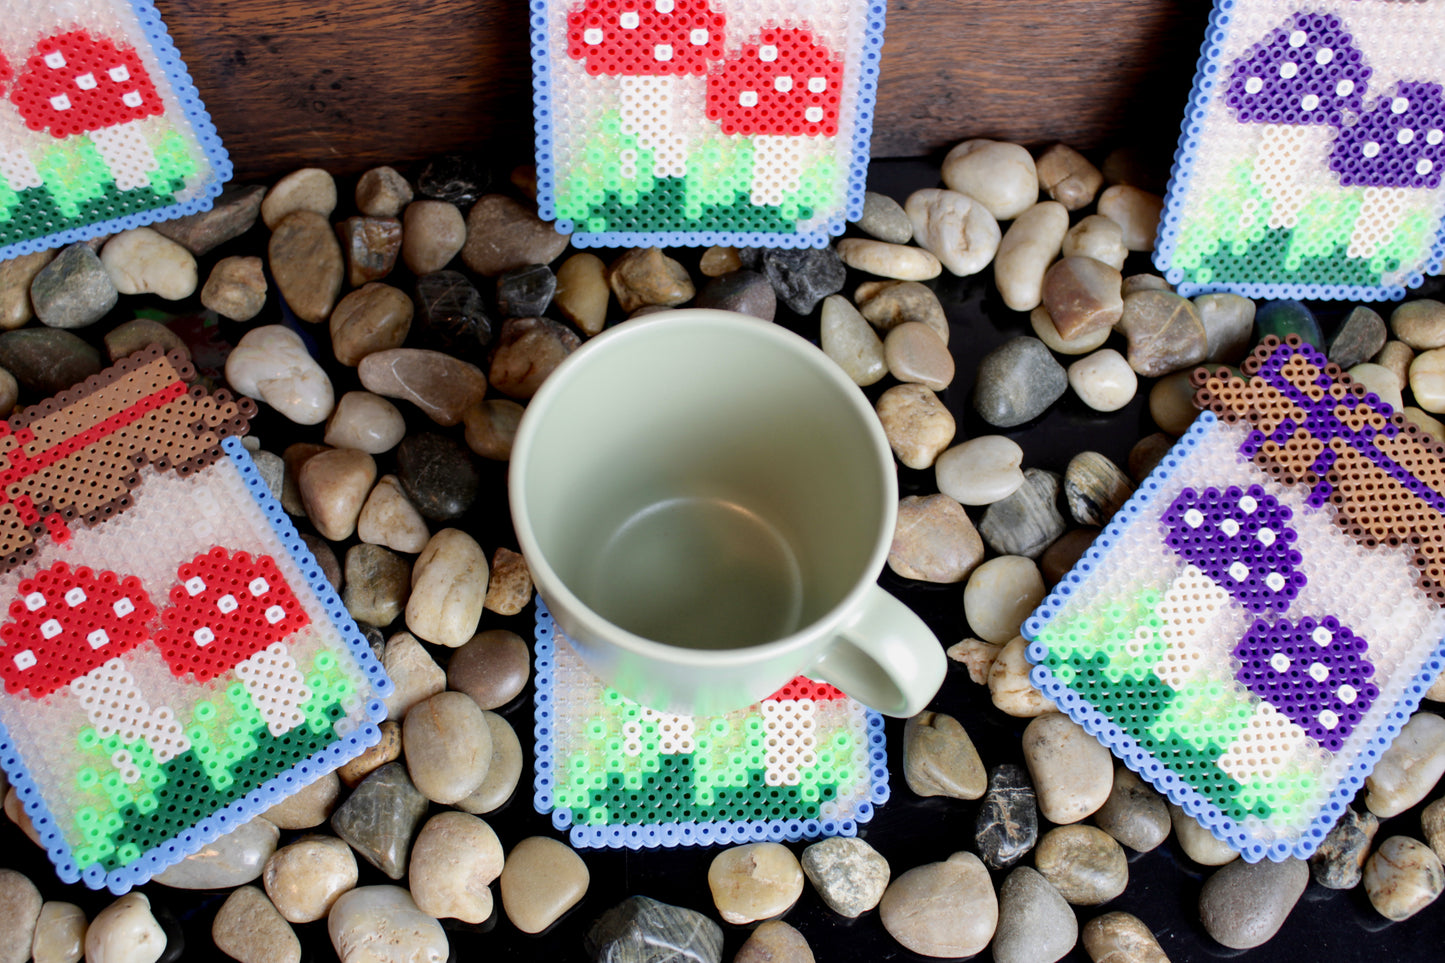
[
  {"x1": 532, "y1": 602, "x2": 888, "y2": 848},
  {"x1": 0, "y1": 346, "x2": 390, "y2": 892},
  {"x1": 0, "y1": 1, "x2": 230, "y2": 260},
  {"x1": 1155, "y1": 0, "x2": 1445, "y2": 300},
  {"x1": 529, "y1": 0, "x2": 886, "y2": 248},
  {"x1": 1024, "y1": 336, "x2": 1445, "y2": 862}
]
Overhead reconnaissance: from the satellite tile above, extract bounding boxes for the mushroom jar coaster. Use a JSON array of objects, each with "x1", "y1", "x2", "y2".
[
  {"x1": 1155, "y1": 0, "x2": 1445, "y2": 300},
  {"x1": 1025, "y1": 337, "x2": 1445, "y2": 862},
  {"x1": 0, "y1": 347, "x2": 390, "y2": 892},
  {"x1": 532, "y1": 601, "x2": 888, "y2": 848},
  {"x1": 529, "y1": 0, "x2": 886, "y2": 248},
  {"x1": 0, "y1": 0, "x2": 230, "y2": 260}
]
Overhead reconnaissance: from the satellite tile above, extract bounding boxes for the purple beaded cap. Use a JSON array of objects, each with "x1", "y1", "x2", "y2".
[
  {"x1": 1233, "y1": 615, "x2": 1379, "y2": 752},
  {"x1": 1161, "y1": 484, "x2": 1306, "y2": 616},
  {"x1": 1225, "y1": 12, "x2": 1370, "y2": 126},
  {"x1": 1330, "y1": 81, "x2": 1445, "y2": 189}
]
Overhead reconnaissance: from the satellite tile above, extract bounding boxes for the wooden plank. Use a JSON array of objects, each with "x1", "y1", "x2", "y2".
[{"x1": 157, "y1": 0, "x2": 1213, "y2": 180}]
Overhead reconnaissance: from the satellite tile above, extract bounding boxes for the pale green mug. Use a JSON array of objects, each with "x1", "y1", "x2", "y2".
[{"x1": 509, "y1": 309, "x2": 946, "y2": 717}]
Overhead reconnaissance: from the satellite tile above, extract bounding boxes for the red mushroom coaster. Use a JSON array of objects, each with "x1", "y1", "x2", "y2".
[
  {"x1": 0, "y1": 562, "x2": 189, "y2": 763},
  {"x1": 566, "y1": 0, "x2": 726, "y2": 179},
  {"x1": 706, "y1": 27, "x2": 844, "y2": 207},
  {"x1": 153, "y1": 547, "x2": 312, "y2": 738},
  {"x1": 10, "y1": 29, "x2": 166, "y2": 191},
  {"x1": 0, "y1": 51, "x2": 41, "y2": 193}
]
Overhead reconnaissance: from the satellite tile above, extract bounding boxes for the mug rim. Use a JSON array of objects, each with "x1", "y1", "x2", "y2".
[{"x1": 508, "y1": 308, "x2": 900, "y2": 667}]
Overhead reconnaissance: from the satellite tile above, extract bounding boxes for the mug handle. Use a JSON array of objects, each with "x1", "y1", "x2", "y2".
[{"x1": 810, "y1": 585, "x2": 946, "y2": 718}]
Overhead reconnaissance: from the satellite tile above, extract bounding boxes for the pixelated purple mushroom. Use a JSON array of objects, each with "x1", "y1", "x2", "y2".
[
  {"x1": 1329, "y1": 80, "x2": 1445, "y2": 258},
  {"x1": 1224, "y1": 11, "x2": 1371, "y2": 227}
]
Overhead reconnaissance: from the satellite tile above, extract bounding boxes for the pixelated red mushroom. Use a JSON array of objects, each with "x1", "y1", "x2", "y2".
[
  {"x1": 10, "y1": 30, "x2": 165, "y2": 190},
  {"x1": 706, "y1": 28, "x2": 843, "y2": 207},
  {"x1": 0, "y1": 562, "x2": 190, "y2": 763},
  {"x1": 0, "y1": 50, "x2": 41, "y2": 193},
  {"x1": 152, "y1": 547, "x2": 313, "y2": 737},
  {"x1": 566, "y1": 0, "x2": 726, "y2": 178}
]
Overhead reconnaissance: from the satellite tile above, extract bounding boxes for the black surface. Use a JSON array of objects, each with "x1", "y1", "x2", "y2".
[{"x1": 5, "y1": 158, "x2": 1445, "y2": 962}]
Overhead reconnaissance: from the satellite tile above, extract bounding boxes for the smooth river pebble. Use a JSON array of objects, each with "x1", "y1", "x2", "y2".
[{"x1": 1023, "y1": 712, "x2": 1114, "y2": 824}]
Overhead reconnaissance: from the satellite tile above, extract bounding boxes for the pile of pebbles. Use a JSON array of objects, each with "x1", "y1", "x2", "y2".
[{"x1": 0, "y1": 138, "x2": 1443, "y2": 963}]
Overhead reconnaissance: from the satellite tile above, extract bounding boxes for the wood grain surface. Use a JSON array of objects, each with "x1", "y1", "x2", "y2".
[{"x1": 158, "y1": 0, "x2": 1214, "y2": 180}]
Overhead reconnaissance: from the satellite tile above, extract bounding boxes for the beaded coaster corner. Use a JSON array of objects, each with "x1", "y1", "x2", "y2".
[
  {"x1": 1155, "y1": 0, "x2": 1445, "y2": 300},
  {"x1": 529, "y1": 0, "x2": 886, "y2": 249},
  {"x1": 0, "y1": 0, "x2": 231, "y2": 259},
  {"x1": 1025, "y1": 336, "x2": 1445, "y2": 861},
  {"x1": 0, "y1": 346, "x2": 390, "y2": 892},
  {"x1": 532, "y1": 601, "x2": 888, "y2": 849}
]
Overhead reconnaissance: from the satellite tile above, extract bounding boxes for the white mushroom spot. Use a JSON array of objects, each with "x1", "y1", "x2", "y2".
[
  {"x1": 1339, "y1": 684, "x2": 1358, "y2": 704},
  {"x1": 1420, "y1": 159, "x2": 1434, "y2": 176},
  {"x1": 1430, "y1": 129, "x2": 1445, "y2": 145},
  {"x1": 217, "y1": 594, "x2": 239, "y2": 614},
  {"x1": 1399, "y1": 128, "x2": 1415, "y2": 144},
  {"x1": 43, "y1": 52, "x2": 66, "y2": 69},
  {"x1": 1265, "y1": 572, "x2": 1286, "y2": 591},
  {"x1": 760, "y1": 44, "x2": 778, "y2": 62},
  {"x1": 193, "y1": 627, "x2": 214, "y2": 646},
  {"x1": 121, "y1": 91, "x2": 143, "y2": 108},
  {"x1": 1184, "y1": 508, "x2": 1205, "y2": 528},
  {"x1": 690, "y1": 28, "x2": 708, "y2": 45},
  {"x1": 1309, "y1": 661, "x2": 1330, "y2": 682},
  {"x1": 1363, "y1": 141, "x2": 1381, "y2": 158},
  {"x1": 1337, "y1": 79, "x2": 1355, "y2": 97},
  {"x1": 40, "y1": 619, "x2": 61, "y2": 640},
  {"x1": 87, "y1": 629, "x2": 109, "y2": 649},
  {"x1": 74, "y1": 73, "x2": 97, "y2": 91},
  {"x1": 584, "y1": 27, "x2": 603, "y2": 44},
  {"x1": 23, "y1": 593, "x2": 44, "y2": 612},
  {"x1": 1312, "y1": 626, "x2": 1333, "y2": 645},
  {"x1": 805, "y1": 106, "x2": 823, "y2": 122},
  {"x1": 1245, "y1": 76, "x2": 1264, "y2": 94},
  {"x1": 12, "y1": 650, "x2": 34, "y2": 671},
  {"x1": 774, "y1": 75, "x2": 793, "y2": 92},
  {"x1": 64, "y1": 587, "x2": 86, "y2": 607},
  {"x1": 1270, "y1": 652, "x2": 1291, "y2": 672},
  {"x1": 1319, "y1": 709, "x2": 1339, "y2": 730},
  {"x1": 1393, "y1": 97, "x2": 1411, "y2": 114},
  {"x1": 619, "y1": 11, "x2": 639, "y2": 28},
  {"x1": 654, "y1": 43, "x2": 673, "y2": 61},
  {"x1": 248, "y1": 577, "x2": 269, "y2": 596},
  {"x1": 655, "y1": 0, "x2": 674, "y2": 11},
  {"x1": 739, "y1": 90, "x2": 758, "y2": 107},
  {"x1": 1221, "y1": 519, "x2": 1240, "y2": 537},
  {"x1": 186, "y1": 576, "x2": 207, "y2": 596},
  {"x1": 1239, "y1": 495, "x2": 1258, "y2": 514},
  {"x1": 1301, "y1": 93, "x2": 1319, "y2": 111},
  {"x1": 1316, "y1": 47, "x2": 1333, "y2": 65},
  {"x1": 1289, "y1": 30, "x2": 1307, "y2": 47},
  {"x1": 1257, "y1": 527, "x2": 1276, "y2": 546},
  {"x1": 49, "y1": 94, "x2": 70, "y2": 111},
  {"x1": 1229, "y1": 561, "x2": 1250, "y2": 582},
  {"x1": 1280, "y1": 61, "x2": 1299, "y2": 80},
  {"x1": 265, "y1": 605, "x2": 286, "y2": 624},
  {"x1": 108, "y1": 65, "x2": 130, "y2": 82},
  {"x1": 808, "y1": 77, "x2": 827, "y2": 93},
  {"x1": 113, "y1": 597, "x2": 134, "y2": 618}
]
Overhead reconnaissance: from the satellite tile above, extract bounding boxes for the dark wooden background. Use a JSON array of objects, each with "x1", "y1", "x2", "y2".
[{"x1": 158, "y1": 0, "x2": 1215, "y2": 180}]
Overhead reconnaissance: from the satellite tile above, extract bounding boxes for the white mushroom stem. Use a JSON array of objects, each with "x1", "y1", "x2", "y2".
[
  {"x1": 619, "y1": 75, "x2": 688, "y2": 180},
  {"x1": 67, "y1": 658, "x2": 189, "y2": 763},
  {"x1": 761, "y1": 698, "x2": 817, "y2": 787},
  {"x1": 233, "y1": 641, "x2": 309, "y2": 738},
  {"x1": 0, "y1": 150, "x2": 42, "y2": 192},
  {"x1": 1348, "y1": 186, "x2": 1412, "y2": 260},
  {"x1": 750, "y1": 135, "x2": 808, "y2": 208},
  {"x1": 1254, "y1": 123, "x2": 1315, "y2": 230},
  {"x1": 88, "y1": 124, "x2": 157, "y2": 191}
]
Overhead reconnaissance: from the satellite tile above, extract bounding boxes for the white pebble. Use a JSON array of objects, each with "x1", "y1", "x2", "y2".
[
  {"x1": 942, "y1": 139, "x2": 1040, "y2": 220},
  {"x1": 84, "y1": 893, "x2": 166, "y2": 963},
  {"x1": 225, "y1": 325, "x2": 335, "y2": 425},
  {"x1": 1068, "y1": 349, "x2": 1137, "y2": 412},
  {"x1": 935, "y1": 435, "x2": 1025, "y2": 505},
  {"x1": 993, "y1": 202, "x2": 1070, "y2": 312},
  {"x1": 964, "y1": 556, "x2": 1046, "y2": 644}
]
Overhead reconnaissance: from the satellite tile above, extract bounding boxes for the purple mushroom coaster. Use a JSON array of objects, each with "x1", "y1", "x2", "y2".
[{"x1": 1156, "y1": 0, "x2": 1445, "y2": 300}]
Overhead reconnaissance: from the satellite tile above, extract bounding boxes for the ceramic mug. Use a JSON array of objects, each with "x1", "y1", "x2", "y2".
[{"x1": 509, "y1": 309, "x2": 946, "y2": 717}]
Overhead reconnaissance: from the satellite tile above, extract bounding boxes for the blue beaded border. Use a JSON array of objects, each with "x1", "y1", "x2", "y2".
[
  {"x1": 0, "y1": 0, "x2": 233, "y2": 262},
  {"x1": 528, "y1": 0, "x2": 886, "y2": 249},
  {"x1": 1152, "y1": 0, "x2": 1445, "y2": 301},
  {"x1": 0, "y1": 439, "x2": 390, "y2": 892},
  {"x1": 1023, "y1": 412, "x2": 1445, "y2": 862},
  {"x1": 531, "y1": 599, "x2": 889, "y2": 849}
]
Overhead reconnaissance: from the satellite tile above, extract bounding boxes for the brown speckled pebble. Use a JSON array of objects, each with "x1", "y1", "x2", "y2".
[{"x1": 447, "y1": 629, "x2": 531, "y2": 710}]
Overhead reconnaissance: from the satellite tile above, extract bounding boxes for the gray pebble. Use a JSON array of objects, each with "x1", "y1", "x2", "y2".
[
  {"x1": 342, "y1": 543, "x2": 410, "y2": 627},
  {"x1": 974, "y1": 337, "x2": 1067, "y2": 428},
  {"x1": 695, "y1": 270, "x2": 776, "y2": 321},
  {"x1": 395, "y1": 432, "x2": 480, "y2": 522},
  {"x1": 976, "y1": 763, "x2": 1039, "y2": 869},
  {"x1": 1198, "y1": 856, "x2": 1308, "y2": 949},
  {"x1": 153, "y1": 816, "x2": 278, "y2": 889},
  {"x1": 1329, "y1": 306, "x2": 1388, "y2": 370},
  {"x1": 762, "y1": 247, "x2": 846, "y2": 315},
  {"x1": 1092, "y1": 765, "x2": 1170, "y2": 853},
  {"x1": 0, "y1": 327, "x2": 102, "y2": 395},
  {"x1": 153, "y1": 183, "x2": 265, "y2": 254},
  {"x1": 495, "y1": 264, "x2": 556, "y2": 318},
  {"x1": 993, "y1": 866, "x2": 1079, "y2": 963},
  {"x1": 1308, "y1": 807, "x2": 1378, "y2": 889},
  {"x1": 586, "y1": 896, "x2": 722, "y2": 963},
  {"x1": 801, "y1": 836, "x2": 890, "y2": 918},
  {"x1": 978, "y1": 468, "x2": 1067, "y2": 558},
  {"x1": 31, "y1": 243, "x2": 118, "y2": 329},
  {"x1": 1196, "y1": 292, "x2": 1256, "y2": 365},
  {"x1": 857, "y1": 192, "x2": 913, "y2": 243},
  {"x1": 329, "y1": 761, "x2": 429, "y2": 879}
]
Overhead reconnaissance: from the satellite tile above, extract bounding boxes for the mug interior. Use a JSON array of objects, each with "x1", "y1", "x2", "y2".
[{"x1": 514, "y1": 312, "x2": 890, "y2": 653}]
